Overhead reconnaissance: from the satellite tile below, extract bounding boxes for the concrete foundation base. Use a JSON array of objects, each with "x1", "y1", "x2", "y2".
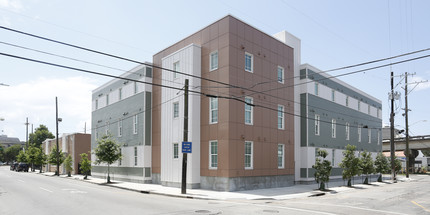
[{"x1": 201, "y1": 175, "x2": 295, "y2": 191}]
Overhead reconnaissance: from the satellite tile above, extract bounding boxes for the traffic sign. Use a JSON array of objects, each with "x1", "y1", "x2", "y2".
[{"x1": 182, "y1": 142, "x2": 192, "y2": 153}]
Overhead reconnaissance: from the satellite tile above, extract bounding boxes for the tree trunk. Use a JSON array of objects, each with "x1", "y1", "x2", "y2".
[
  {"x1": 364, "y1": 177, "x2": 368, "y2": 184},
  {"x1": 319, "y1": 182, "x2": 325, "y2": 191},
  {"x1": 347, "y1": 179, "x2": 352, "y2": 187},
  {"x1": 377, "y1": 174, "x2": 382, "y2": 182},
  {"x1": 107, "y1": 164, "x2": 111, "y2": 183}
]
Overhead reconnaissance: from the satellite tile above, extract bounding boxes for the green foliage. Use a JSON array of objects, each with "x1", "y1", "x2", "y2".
[
  {"x1": 394, "y1": 159, "x2": 402, "y2": 173},
  {"x1": 29, "y1": 125, "x2": 55, "y2": 148},
  {"x1": 0, "y1": 145, "x2": 4, "y2": 162},
  {"x1": 33, "y1": 147, "x2": 47, "y2": 173},
  {"x1": 360, "y1": 151, "x2": 375, "y2": 184},
  {"x1": 94, "y1": 135, "x2": 122, "y2": 183},
  {"x1": 4, "y1": 145, "x2": 22, "y2": 163},
  {"x1": 48, "y1": 146, "x2": 65, "y2": 174},
  {"x1": 374, "y1": 153, "x2": 390, "y2": 174},
  {"x1": 17, "y1": 150, "x2": 28, "y2": 163},
  {"x1": 339, "y1": 144, "x2": 361, "y2": 187},
  {"x1": 312, "y1": 149, "x2": 332, "y2": 190},
  {"x1": 422, "y1": 149, "x2": 430, "y2": 157},
  {"x1": 26, "y1": 144, "x2": 40, "y2": 171},
  {"x1": 64, "y1": 154, "x2": 73, "y2": 177},
  {"x1": 79, "y1": 153, "x2": 92, "y2": 179}
]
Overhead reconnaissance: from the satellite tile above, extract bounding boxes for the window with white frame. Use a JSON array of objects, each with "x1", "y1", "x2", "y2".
[
  {"x1": 173, "y1": 61, "x2": 180, "y2": 79},
  {"x1": 118, "y1": 119, "x2": 122, "y2": 137},
  {"x1": 119, "y1": 148, "x2": 122, "y2": 166},
  {"x1": 278, "y1": 144, "x2": 284, "y2": 169},
  {"x1": 95, "y1": 129, "x2": 98, "y2": 140},
  {"x1": 314, "y1": 83, "x2": 319, "y2": 96},
  {"x1": 331, "y1": 90, "x2": 335, "y2": 102},
  {"x1": 173, "y1": 102, "x2": 179, "y2": 118},
  {"x1": 105, "y1": 121, "x2": 109, "y2": 135},
  {"x1": 345, "y1": 122, "x2": 350, "y2": 140},
  {"x1": 245, "y1": 52, "x2": 253, "y2": 72},
  {"x1": 315, "y1": 114, "x2": 320, "y2": 135},
  {"x1": 368, "y1": 105, "x2": 371, "y2": 114},
  {"x1": 210, "y1": 97, "x2": 218, "y2": 124},
  {"x1": 377, "y1": 131, "x2": 381, "y2": 145},
  {"x1": 106, "y1": 94, "x2": 109, "y2": 105},
  {"x1": 277, "y1": 66, "x2": 284, "y2": 83},
  {"x1": 134, "y1": 147, "x2": 138, "y2": 166},
  {"x1": 346, "y1": 96, "x2": 349, "y2": 107},
  {"x1": 173, "y1": 143, "x2": 178, "y2": 159},
  {"x1": 133, "y1": 114, "x2": 138, "y2": 134},
  {"x1": 278, "y1": 105, "x2": 284, "y2": 129},
  {"x1": 244, "y1": 141, "x2": 253, "y2": 169},
  {"x1": 210, "y1": 51, "x2": 218, "y2": 71},
  {"x1": 95, "y1": 99, "x2": 98, "y2": 110},
  {"x1": 332, "y1": 149, "x2": 335, "y2": 166},
  {"x1": 119, "y1": 88, "x2": 123, "y2": 100},
  {"x1": 377, "y1": 108, "x2": 381, "y2": 118},
  {"x1": 358, "y1": 126, "x2": 362, "y2": 142},
  {"x1": 358, "y1": 101, "x2": 361, "y2": 111},
  {"x1": 209, "y1": 141, "x2": 218, "y2": 169},
  {"x1": 368, "y1": 128, "x2": 371, "y2": 143},
  {"x1": 244, "y1": 97, "x2": 253, "y2": 125},
  {"x1": 134, "y1": 82, "x2": 138, "y2": 94},
  {"x1": 331, "y1": 119, "x2": 336, "y2": 138}
]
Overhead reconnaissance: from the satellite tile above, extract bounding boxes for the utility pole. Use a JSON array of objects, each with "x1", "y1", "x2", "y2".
[
  {"x1": 181, "y1": 79, "x2": 189, "y2": 194},
  {"x1": 404, "y1": 72, "x2": 410, "y2": 178},
  {"x1": 25, "y1": 117, "x2": 29, "y2": 149},
  {"x1": 56, "y1": 97, "x2": 60, "y2": 176},
  {"x1": 390, "y1": 71, "x2": 396, "y2": 182}
]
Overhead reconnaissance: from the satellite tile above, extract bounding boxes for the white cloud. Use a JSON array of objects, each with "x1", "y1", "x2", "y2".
[
  {"x1": 0, "y1": 76, "x2": 97, "y2": 141},
  {"x1": 410, "y1": 76, "x2": 430, "y2": 91},
  {"x1": 0, "y1": 0, "x2": 23, "y2": 11},
  {"x1": 0, "y1": 15, "x2": 11, "y2": 26}
]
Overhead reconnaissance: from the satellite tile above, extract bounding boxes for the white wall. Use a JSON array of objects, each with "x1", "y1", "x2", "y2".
[{"x1": 160, "y1": 44, "x2": 201, "y2": 185}]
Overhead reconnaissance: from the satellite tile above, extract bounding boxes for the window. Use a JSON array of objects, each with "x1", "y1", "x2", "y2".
[
  {"x1": 133, "y1": 115, "x2": 138, "y2": 134},
  {"x1": 173, "y1": 61, "x2": 180, "y2": 79},
  {"x1": 377, "y1": 131, "x2": 381, "y2": 145},
  {"x1": 314, "y1": 83, "x2": 319, "y2": 96},
  {"x1": 368, "y1": 128, "x2": 371, "y2": 143},
  {"x1": 332, "y1": 149, "x2": 335, "y2": 167},
  {"x1": 119, "y1": 148, "x2": 122, "y2": 166},
  {"x1": 134, "y1": 82, "x2": 138, "y2": 94},
  {"x1": 245, "y1": 52, "x2": 253, "y2": 72},
  {"x1": 358, "y1": 126, "x2": 362, "y2": 142},
  {"x1": 106, "y1": 94, "x2": 109, "y2": 105},
  {"x1": 244, "y1": 97, "x2": 253, "y2": 125},
  {"x1": 209, "y1": 97, "x2": 218, "y2": 124},
  {"x1": 95, "y1": 129, "x2": 98, "y2": 140},
  {"x1": 346, "y1": 96, "x2": 349, "y2": 107},
  {"x1": 134, "y1": 147, "x2": 138, "y2": 166},
  {"x1": 368, "y1": 105, "x2": 371, "y2": 114},
  {"x1": 244, "y1": 141, "x2": 253, "y2": 169},
  {"x1": 331, "y1": 90, "x2": 335, "y2": 102},
  {"x1": 95, "y1": 99, "x2": 98, "y2": 110},
  {"x1": 173, "y1": 102, "x2": 179, "y2": 118},
  {"x1": 315, "y1": 114, "x2": 320, "y2": 135},
  {"x1": 278, "y1": 144, "x2": 284, "y2": 169},
  {"x1": 118, "y1": 120, "x2": 122, "y2": 137},
  {"x1": 173, "y1": 143, "x2": 178, "y2": 159},
  {"x1": 119, "y1": 88, "x2": 123, "y2": 100},
  {"x1": 345, "y1": 123, "x2": 350, "y2": 140},
  {"x1": 377, "y1": 108, "x2": 380, "y2": 118},
  {"x1": 277, "y1": 66, "x2": 284, "y2": 83},
  {"x1": 278, "y1": 105, "x2": 284, "y2": 129},
  {"x1": 209, "y1": 141, "x2": 218, "y2": 169},
  {"x1": 210, "y1": 51, "x2": 218, "y2": 71},
  {"x1": 331, "y1": 119, "x2": 336, "y2": 138},
  {"x1": 358, "y1": 101, "x2": 361, "y2": 111}
]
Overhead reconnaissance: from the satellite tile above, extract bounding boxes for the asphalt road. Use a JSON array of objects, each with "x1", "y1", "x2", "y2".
[{"x1": 1, "y1": 166, "x2": 429, "y2": 215}]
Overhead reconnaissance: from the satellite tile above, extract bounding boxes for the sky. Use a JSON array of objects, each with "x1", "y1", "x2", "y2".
[{"x1": 0, "y1": 0, "x2": 429, "y2": 142}]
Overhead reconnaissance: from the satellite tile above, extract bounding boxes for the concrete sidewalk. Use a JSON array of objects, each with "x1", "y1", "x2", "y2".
[{"x1": 34, "y1": 171, "x2": 409, "y2": 200}]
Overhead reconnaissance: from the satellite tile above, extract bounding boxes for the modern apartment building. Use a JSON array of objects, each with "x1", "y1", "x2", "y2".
[
  {"x1": 91, "y1": 64, "x2": 153, "y2": 183},
  {"x1": 297, "y1": 64, "x2": 382, "y2": 182},
  {"x1": 42, "y1": 133, "x2": 91, "y2": 174},
  {"x1": 152, "y1": 15, "x2": 296, "y2": 191}
]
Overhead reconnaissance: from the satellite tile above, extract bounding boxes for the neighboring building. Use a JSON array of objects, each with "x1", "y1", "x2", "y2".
[
  {"x1": 91, "y1": 64, "x2": 153, "y2": 183},
  {"x1": 152, "y1": 15, "x2": 295, "y2": 191},
  {"x1": 0, "y1": 135, "x2": 25, "y2": 149},
  {"x1": 297, "y1": 64, "x2": 383, "y2": 183},
  {"x1": 42, "y1": 133, "x2": 91, "y2": 174}
]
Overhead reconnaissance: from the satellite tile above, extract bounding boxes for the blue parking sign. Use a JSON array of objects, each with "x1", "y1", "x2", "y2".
[{"x1": 182, "y1": 142, "x2": 192, "y2": 153}]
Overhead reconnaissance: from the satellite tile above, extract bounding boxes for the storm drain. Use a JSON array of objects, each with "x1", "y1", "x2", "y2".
[
  {"x1": 263, "y1": 209, "x2": 279, "y2": 213},
  {"x1": 194, "y1": 210, "x2": 222, "y2": 214}
]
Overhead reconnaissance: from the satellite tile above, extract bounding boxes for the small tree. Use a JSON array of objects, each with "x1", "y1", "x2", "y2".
[
  {"x1": 34, "y1": 148, "x2": 47, "y2": 173},
  {"x1": 394, "y1": 159, "x2": 402, "y2": 174},
  {"x1": 312, "y1": 149, "x2": 332, "y2": 190},
  {"x1": 339, "y1": 144, "x2": 361, "y2": 187},
  {"x1": 79, "y1": 153, "x2": 92, "y2": 179},
  {"x1": 29, "y1": 125, "x2": 55, "y2": 148},
  {"x1": 94, "y1": 135, "x2": 122, "y2": 183},
  {"x1": 4, "y1": 145, "x2": 22, "y2": 164},
  {"x1": 17, "y1": 150, "x2": 27, "y2": 163},
  {"x1": 374, "y1": 153, "x2": 390, "y2": 182},
  {"x1": 360, "y1": 151, "x2": 375, "y2": 184},
  {"x1": 26, "y1": 144, "x2": 39, "y2": 171},
  {"x1": 64, "y1": 154, "x2": 74, "y2": 177},
  {"x1": 48, "y1": 146, "x2": 65, "y2": 175}
]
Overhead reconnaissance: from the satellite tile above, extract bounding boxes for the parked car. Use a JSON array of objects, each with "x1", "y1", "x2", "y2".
[
  {"x1": 10, "y1": 162, "x2": 18, "y2": 171},
  {"x1": 16, "y1": 163, "x2": 29, "y2": 172}
]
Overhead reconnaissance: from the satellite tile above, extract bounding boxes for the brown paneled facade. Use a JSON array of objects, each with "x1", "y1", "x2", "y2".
[{"x1": 152, "y1": 15, "x2": 295, "y2": 190}]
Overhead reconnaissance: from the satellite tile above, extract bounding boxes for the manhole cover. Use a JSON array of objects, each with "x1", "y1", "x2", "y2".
[{"x1": 263, "y1": 209, "x2": 279, "y2": 213}]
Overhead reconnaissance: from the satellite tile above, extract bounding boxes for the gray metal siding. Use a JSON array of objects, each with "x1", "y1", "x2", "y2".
[
  {"x1": 307, "y1": 94, "x2": 382, "y2": 152},
  {"x1": 145, "y1": 92, "x2": 152, "y2": 146},
  {"x1": 300, "y1": 93, "x2": 307, "y2": 147}
]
